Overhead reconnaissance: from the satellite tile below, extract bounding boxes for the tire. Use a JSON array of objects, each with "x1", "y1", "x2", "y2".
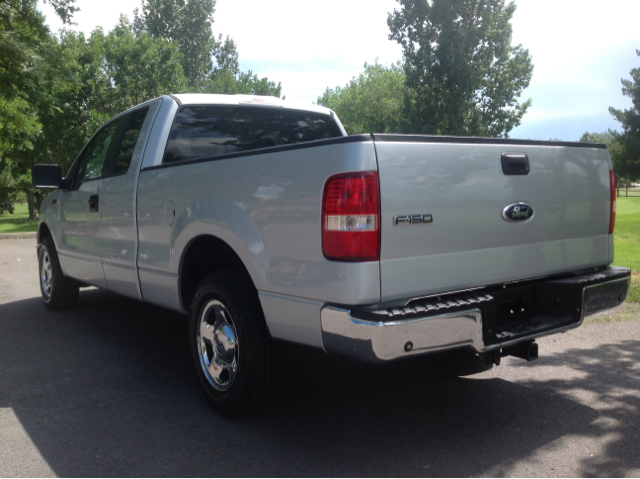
[
  {"x1": 189, "y1": 270, "x2": 282, "y2": 417},
  {"x1": 38, "y1": 235, "x2": 79, "y2": 311}
]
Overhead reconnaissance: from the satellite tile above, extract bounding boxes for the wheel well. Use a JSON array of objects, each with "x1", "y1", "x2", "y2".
[
  {"x1": 38, "y1": 223, "x2": 52, "y2": 244},
  {"x1": 180, "y1": 235, "x2": 251, "y2": 312}
]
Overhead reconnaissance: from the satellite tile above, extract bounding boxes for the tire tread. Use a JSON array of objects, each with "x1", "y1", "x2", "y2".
[
  {"x1": 40, "y1": 236, "x2": 79, "y2": 311},
  {"x1": 190, "y1": 270, "x2": 283, "y2": 417}
]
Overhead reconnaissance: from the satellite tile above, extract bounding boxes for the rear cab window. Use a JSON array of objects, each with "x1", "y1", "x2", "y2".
[{"x1": 163, "y1": 105, "x2": 343, "y2": 164}]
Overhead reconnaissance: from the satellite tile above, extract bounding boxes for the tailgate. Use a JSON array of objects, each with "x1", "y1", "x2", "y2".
[{"x1": 374, "y1": 135, "x2": 613, "y2": 302}]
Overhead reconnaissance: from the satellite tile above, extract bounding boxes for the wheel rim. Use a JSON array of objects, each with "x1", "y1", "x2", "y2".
[
  {"x1": 197, "y1": 299, "x2": 240, "y2": 391},
  {"x1": 40, "y1": 249, "x2": 53, "y2": 300}
]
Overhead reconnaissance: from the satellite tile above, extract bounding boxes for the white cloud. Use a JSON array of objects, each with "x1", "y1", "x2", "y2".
[
  {"x1": 213, "y1": 0, "x2": 403, "y2": 102},
  {"x1": 213, "y1": 0, "x2": 402, "y2": 67},
  {"x1": 509, "y1": 0, "x2": 640, "y2": 139}
]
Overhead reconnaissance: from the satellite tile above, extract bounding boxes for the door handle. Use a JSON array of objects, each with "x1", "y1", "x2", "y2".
[
  {"x1": 501, "y1": 153, "x2": 529, "y2": 175},
  {"x1": 88, "y1": 195, "x2": 99, "y2": 213}
]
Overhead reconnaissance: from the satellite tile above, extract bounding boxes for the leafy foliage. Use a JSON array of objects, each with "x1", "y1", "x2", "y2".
[
  {"x1": 0, "y1": 0, "x2": 286, "y2": 218},
  {"x1": 0, "y1": 0, "x2": 68, "y2": 158},
  {"x1": 388, "y1": 0, "x2": 533, "y2": 137},
  {"x1": 609, "y1": 50, "x2": 640, "y2": 183},
  {"x1": 106, "y1": 17, "x2": 188, "y2": 107},
  {"x1": 212, "y1": 34, "x2": 239, "y2": 75},
  {"x1": 31, "y1": 29, "x2": 117, "y2": 175},
  {"x1": 39, "y1": 0, "x2": 78, "y2": 25},
  {"x1": 134, "y1": 0, "x2": 280, "y2": 95},
  {"x1": 579, "y1": 131, "x2": 629, "y2": 184},
  {"x1": 0, "y1": 0, "x2": 78, "y2": 218},
  {"x1": 318, "y1": 61, "x2": 405, "y2": 134},
  {"x1": 133, "y1": 0, "x2": 214, "y2": 89},
  {"x1": 579, "y1": 131, "x2": 615, "y2": 145},
  {"x1": 205, "y1": 69, "x2": 282, "y2": 97}
]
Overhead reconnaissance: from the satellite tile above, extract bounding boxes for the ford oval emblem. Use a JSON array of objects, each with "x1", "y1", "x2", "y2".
[{"x1": 502, "y1": 202, "x2": 534, "y2": 222}]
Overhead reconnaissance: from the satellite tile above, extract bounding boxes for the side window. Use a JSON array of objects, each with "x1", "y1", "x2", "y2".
[
  {"x1": 75, "y1": 121, "x2": 120, "y2": 186},
  {"x1": 163, "y1": 106, "x2": 343, "y2": 164},
  {"x1": 113, "y1": 108, "x2": 149, "y2": 175}
]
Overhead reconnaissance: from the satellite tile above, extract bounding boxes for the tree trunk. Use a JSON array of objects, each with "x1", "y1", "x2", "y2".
[
  {"x1": 8, "y1": 203, "x2": 14, "y2": 214},
  {"x1": 27, "y1": 193, "x2": 38, "y2": 221},
  {"x1": 35, "y1": 191, "x2": 43, "y2": 215}
]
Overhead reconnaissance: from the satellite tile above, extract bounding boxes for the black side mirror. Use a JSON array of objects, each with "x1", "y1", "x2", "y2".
[{"x1": 32, "y1": 164, "x2": 63, "y2": 189}]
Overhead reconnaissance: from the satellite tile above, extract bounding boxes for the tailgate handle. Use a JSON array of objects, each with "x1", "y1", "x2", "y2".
[{"x1": 501, "y1": 153, "x2": 529, "y2": 175}]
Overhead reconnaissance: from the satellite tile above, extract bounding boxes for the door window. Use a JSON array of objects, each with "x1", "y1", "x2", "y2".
[
  {"x1": 113, "y1": 108, "x2": 149, "y2": 175},
  {"x1": 75, "y1": 121, "x2": 120, "y2": 186}
]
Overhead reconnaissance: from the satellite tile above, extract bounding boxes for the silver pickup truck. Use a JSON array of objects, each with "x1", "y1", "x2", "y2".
[{"x1": 33, "y1": 94, "x2": 631, "y2": 416}]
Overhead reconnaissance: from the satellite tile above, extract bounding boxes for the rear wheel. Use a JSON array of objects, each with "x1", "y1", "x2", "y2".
[
  {"x1": 190, "y1": 270, "x2": 282, "y2": 417},
  {"x1": 38, "y1": 236, "x2": 79, "y2": 310}
]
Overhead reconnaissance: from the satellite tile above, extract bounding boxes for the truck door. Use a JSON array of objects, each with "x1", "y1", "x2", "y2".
[
  {"x1": 58, "y1": 119, "x2": 125, "y2": 288},
  {"x1": 99, "y1": 106, "x2": 154, "y2": 299}
]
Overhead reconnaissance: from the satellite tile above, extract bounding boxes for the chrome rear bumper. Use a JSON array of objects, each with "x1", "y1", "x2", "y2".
[{"x1": 321, "y1": 266, "x2": 631, "y2": 362}]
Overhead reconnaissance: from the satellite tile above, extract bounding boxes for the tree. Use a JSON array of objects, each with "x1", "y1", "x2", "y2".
[
  {"x1": 388, "y1": 0, "x2": 533, "y2": 137},
  {"x1": 204, "y1": 69, "x2": 281, "y2": 97},
  {"x1": 0, "y1": 165, "x2": 20, "y2": 214},
  {"x1": 30, "y1": 20, "x2": 189, "y2": 180},
  {"x1": 579, "y1": 130, "x2": 637, "y2": 193},
  {"x1": 212, "y1": 34, "x2": 239, "y2": 75},
  {"x1": 134, "y1": 0, "x2": 215, "y2": 89},
  {"x1": 579, "y1": 131, "x2": 615, "y2": 145},
  {"x1": 0, "y1": 98, "x2": 42, "y2": 218},
  {"x1": 0, "y1": 0, "x2": 77, "y2": 108},
  {"x1": 206, "y1": 35, "x2": 280, "y2": 97},
  {"x1": 38, "y1": 0, "x2": 78, "y2": 24},
  {"x1": 0, "y1": 1, "x2": 62, "y2": 158},
  {"x1": 105, "y1": 17, "x2": 188, "y2": 108},
  {"x1": 317, "y1": 61, "x2": 406, "y2": 134},
  {"x1": 2, "y1": 14, "x2": 190, "y2": 221},
  {"x1": 30, "y1": 28, "x2": 119, "y2": 176},
  {"x1": 134, "y1": 0, "x2": 281, "y2": 96},
  {"x1": 609, "y1": 50, "x2": 640, "y2": 183},
  {"x1": 0, "y1": 0, "x2": 77, "y2": 219}
]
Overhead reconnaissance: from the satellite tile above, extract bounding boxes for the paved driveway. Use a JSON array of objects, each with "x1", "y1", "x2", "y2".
[{"x1": 1, "y1": 237, "x2": 639, "y2": 477}]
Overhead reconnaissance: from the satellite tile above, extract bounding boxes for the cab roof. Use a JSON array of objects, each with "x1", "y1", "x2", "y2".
[{"x1": 170, "y1": 93, "x2": 334, "y2": 117}]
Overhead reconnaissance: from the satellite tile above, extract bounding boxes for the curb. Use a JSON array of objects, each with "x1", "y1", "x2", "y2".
[{"x1": 0, "y1": 232, "x2": 37, "y2": 240}]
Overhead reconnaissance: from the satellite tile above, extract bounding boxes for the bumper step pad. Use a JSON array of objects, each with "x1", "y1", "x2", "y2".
[{"x1": 322, "y1": 266, "x2": 631, "y2": 362}]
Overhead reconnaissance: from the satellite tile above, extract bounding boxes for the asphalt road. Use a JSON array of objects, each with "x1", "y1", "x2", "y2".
[{"x1": 1, "y1": 237, "x2": 639, "y2": 477}]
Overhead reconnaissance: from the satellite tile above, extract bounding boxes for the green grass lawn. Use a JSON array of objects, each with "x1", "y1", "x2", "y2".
[
  {"x1": 614, "y1": 197, "x2": 640, "y2": 270},
  {"x1": 0, "y1": 204, "x2": 37, "y2": 233},
  {"x1": 614, "y1": 197, "x2": 640, "y2": 303}
]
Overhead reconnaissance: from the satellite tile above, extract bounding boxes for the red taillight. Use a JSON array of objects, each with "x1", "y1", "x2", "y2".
[
  {"x1": 322, "y1": 172, "x2": 380, "y2": 261},
  {"x1": 609, "y1": 169, "x2": 616, "y2": 234}
]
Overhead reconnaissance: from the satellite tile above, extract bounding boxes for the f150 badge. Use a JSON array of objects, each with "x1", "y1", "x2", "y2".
[
  {"x1": 394, "y1": 214, "x2": 433, "y2": 226},
  {"x1": 502, "y1": 202, "x2": 534, "y2": 222}
]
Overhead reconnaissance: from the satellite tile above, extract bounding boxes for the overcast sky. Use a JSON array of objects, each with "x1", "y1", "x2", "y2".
[{"x1": 40, "y1": 0, "x2": 640, "y2": 141}]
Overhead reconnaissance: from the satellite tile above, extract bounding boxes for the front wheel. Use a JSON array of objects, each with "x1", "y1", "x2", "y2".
[
  {"x1": 38, "y1": 236, "x2": 79, "y2": 310},
  {"x1": 189, "y1": 271, "x2": 282, "y2": 417}
]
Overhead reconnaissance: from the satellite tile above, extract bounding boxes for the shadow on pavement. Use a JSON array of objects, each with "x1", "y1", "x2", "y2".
[
  {"x1": 1, "y1": 289, "x2": 635, "y2": 476},
  {"x1": 502, "y1": 339, "x2": 640, "y2": 477}
]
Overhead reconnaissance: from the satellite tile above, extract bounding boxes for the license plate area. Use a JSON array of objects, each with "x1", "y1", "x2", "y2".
[{"x1": 483, "y1": 281, "x2": 578, "y2": 345}]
